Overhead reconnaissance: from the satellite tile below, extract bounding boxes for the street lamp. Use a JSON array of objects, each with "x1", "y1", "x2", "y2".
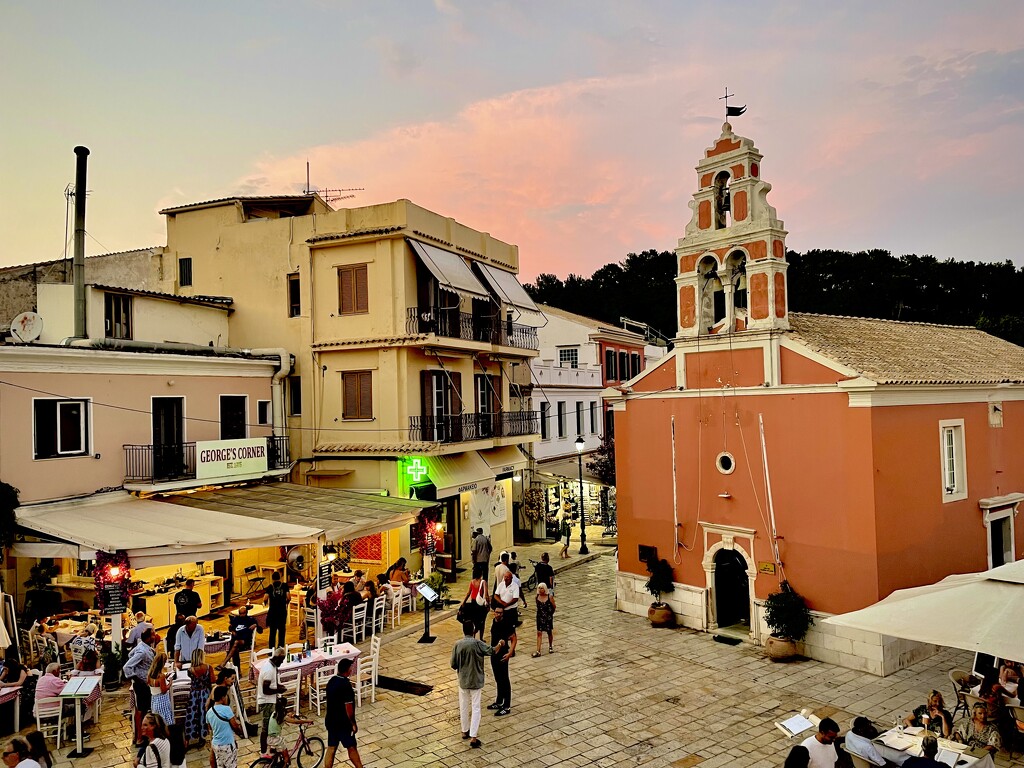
[{"x1": 575, "y1": 436, "x2": 589, "y2": 554}]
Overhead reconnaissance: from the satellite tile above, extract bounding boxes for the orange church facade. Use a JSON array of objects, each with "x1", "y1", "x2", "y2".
[{"x1": 609, "y1": 123, "x2": 1024, "y2": 675}]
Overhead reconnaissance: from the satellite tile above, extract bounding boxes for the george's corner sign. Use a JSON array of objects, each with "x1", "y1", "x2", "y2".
[{"x1": 196, "y1": 438, "x2": 269, "y2": 479}]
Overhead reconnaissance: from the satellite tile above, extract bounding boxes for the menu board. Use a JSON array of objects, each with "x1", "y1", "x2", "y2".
[
  {"x1": 318, "y1": 561, "x2": 332, "y2": 591},
  {"x1": 103, "y1": 583, "x2": 128, "y2": 615}
]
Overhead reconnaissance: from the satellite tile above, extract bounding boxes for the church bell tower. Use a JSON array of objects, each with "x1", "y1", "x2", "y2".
[{"x1": 675, "y1": 121, "x2": 789, "y2": 337}]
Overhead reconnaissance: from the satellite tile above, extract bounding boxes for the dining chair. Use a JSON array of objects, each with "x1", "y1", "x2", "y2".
[
  {"x1": 171, "y1": 674, "x2": 191, "y2": 723},
  {"x1": 387, "y1": 589, "x2": 403, "y2": 629},
  {"x1": 304, "y1": 607, "x2": 317, "y2": 639},
  {"x1": 288, "y1": 594, "x2": 304, "y2": 626},
  {"x1": 278, "y1": 667, "x2": 302, "y2": 715},
  {"x1": 962, "y1": 692, "x2": 990, "y2": 722},
  {"x1": 949, "y1": 668, "x2": 972, "y2": 719},
  {"x1": 847, "y1": 753, "x2": 873, "y2": 768},
  {"x1": 307, "y1": 664, "x2": 334, "y2": 716},
  {"x1": 369, "y1": 635, "x2": 381, "y2": 686},
  {"x1": 353, "y1": 653, "x2": 376, "y2": 706},
  {"x1": 342, "y1": 604, "x2": 367, "y2": 644},
  {"x1": 285, "y1": 642, "x2": 306, "y2": 657},
  {"x1": 250, "y1": 647, "x2": 273, "y2": 667},
  {"x1": 371, "y1": 596, "x2": 386, "y2": 636},
  {"x1": 34, "y1": 697, "x2": 66, "y2": 748},
  {"x1": 1007, "y1": 705, "x2": 1024, "y2": 759},
  {"x1": 243, "y1": 565, "x2": 265, "y2": 597}
]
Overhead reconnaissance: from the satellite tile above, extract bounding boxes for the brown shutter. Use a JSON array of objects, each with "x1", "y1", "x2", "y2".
[
  {"x1": 449, "y1": 372, "x2": 462, "y2": 416},
  {"x1": 358, "y1": 371, "x2": 373, "y2": 418},
  {"x1": 489, "y1": 374, "x2": 501, "y2": 413},
  {"x1": 343, "y1": 372, "x2": 357, "y2": 419},
  {"x1": 355, "y1": 265, "x2": 369, "y2": 313},
  {"x1": 339, "y1": 267, "x2": 353, "y2": 314},
  {"x1": 421, "y1": 370, "x2": 433, "y2": 420}
]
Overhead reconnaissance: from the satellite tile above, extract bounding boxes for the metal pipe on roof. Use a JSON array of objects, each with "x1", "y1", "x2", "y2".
[{"x1": 72, "y1": 146, "x2": 89, "y2": 338}]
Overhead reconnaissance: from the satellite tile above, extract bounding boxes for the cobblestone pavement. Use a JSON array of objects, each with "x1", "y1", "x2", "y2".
[{"x1": 38, "y1": 550, "x2": 1024, "y2": 768}]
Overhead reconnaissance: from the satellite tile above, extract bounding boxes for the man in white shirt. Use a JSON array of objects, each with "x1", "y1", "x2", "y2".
[
  {"x1": 844, "y1": 717, "x2": 890, "y2": 767},
  {"x1": 126, "y1": 612, "x2": 153, "y2": 647},
  {"x1": 493, "y1": 570, "x2": 521, "y2": 626},
  {"x1": 256, "y1": 647, "x2": 287, "y2": 758},
  {"x1": 800, "y1": 718, "x2": 840, "y2": 768}
]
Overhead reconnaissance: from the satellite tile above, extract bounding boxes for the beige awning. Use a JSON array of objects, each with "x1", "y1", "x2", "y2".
[
  {"x1": 476, "y1": 264, "x2": 546, "y2": 327},
  {"x1": 408, "y1": 239, "x2": 490, "y2": 301},
  {"x1": 422, "y1": 452, "x2": 495, "y2": 498},
  {"x1": 479, "y1": 446, "x2": 529, "y2": 477}
]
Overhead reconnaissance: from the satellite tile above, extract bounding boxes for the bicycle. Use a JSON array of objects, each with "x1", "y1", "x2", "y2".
[
  {"x1": 522, "y1": 559, "x2": 540, "y2": 593},
  {"x1": 249, "y1": 723, "x2": 325, "y2": 768}
]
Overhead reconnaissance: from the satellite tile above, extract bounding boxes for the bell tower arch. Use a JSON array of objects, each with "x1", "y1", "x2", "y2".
[{"x1": 675, "y1": 122, "x2": 789, "y2": 338}]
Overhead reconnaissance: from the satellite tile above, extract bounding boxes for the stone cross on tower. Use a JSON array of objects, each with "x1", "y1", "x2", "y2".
[{"x1": 674, "y1": 122, "x2": 789, "y2": 338}]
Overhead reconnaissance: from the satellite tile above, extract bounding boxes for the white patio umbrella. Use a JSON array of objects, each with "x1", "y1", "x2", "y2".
[{"x1": 824, "y1": 559, "x2": 1024, "y2": 661}]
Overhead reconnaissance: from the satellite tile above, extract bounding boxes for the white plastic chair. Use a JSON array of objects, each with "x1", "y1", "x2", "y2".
[
  {"x1": 34, "y1": 697, "x2": 67, "y2": 748},
  {"x1": 250, "y1": 647, "x2": 273, "y2": 666},
  {"x1": 307, "y1": 665, "x2": 334, "y2": 716},
  {"x1": 278, "y1": 667, "x2": 302, "y2": 715},
  {"x1": 370, "y1": 596, "x2": 386, "y2": 636},
  {"x1": 285, "y1": 642, "x2": 306, "y2": 657},
  {"x1": 369, "y1": 635, "x2": 381, "y2": 686},
  {"x1": 319, "y1": 636, "x2": 337, "y2": 655},
  {"x1": 342, "y1": 604, "x2": 367, "y2": 644},
  {"x1": 353, "y1": 653, "x2": 376, "y2": 706},
  {"x1": 387, "y1": 588, "x2": 403, "y2": 629}
]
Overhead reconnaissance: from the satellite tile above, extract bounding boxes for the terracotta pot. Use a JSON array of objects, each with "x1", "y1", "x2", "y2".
[
  {"x1": 765, "y1": 634, "x2": 797, "y2": 661},
  {"x1": 647, "y1": 603, "x2": 675, "y2": 628}
]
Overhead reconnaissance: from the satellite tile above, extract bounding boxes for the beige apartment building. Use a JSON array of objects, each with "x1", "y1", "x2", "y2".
[{"x1": 112, "y1": 195, "x2": 542, "y2": 577}]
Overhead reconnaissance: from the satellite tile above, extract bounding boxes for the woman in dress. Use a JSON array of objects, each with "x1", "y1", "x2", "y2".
[
  {"x1": 186, "y1": 648, "x2": 213, "y2": 746},
  {"x1": 135, "y1": 712, "x2": 171, "y2": 768},
  {"x1": 532, "y1": 582, "x2": 556, "y2": 657},
  {"x1": 147, "y1": 652, "x2": 175, "y2": 726},
  {"x1": 461, "y1": 563, "x2": 489, "y2": 640},
  {"x1": 952, "y1": 702, "x2": 1001, "y2": 754},
  {"x1": 0, "y1": 646, "x2": 27, "y2": 688},
  {"x1": 902, "y1": 690, "x2": 952, "y2": 737}
]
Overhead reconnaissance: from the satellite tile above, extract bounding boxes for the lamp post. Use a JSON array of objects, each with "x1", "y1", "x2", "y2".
[{"x1": 575, "y1": 436, "x2": 589, "y2": 554}]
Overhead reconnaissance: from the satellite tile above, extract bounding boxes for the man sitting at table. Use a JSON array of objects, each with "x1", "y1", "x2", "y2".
[
  {"x1": 799, "y1": 718, "x2": 840, "y2": 768},
  {"x1": 227, "y1": 605, "x2": 260, "y2": 669},
  {"x1": 33, "y1": 663, "x2": 67, "y2": 715},
  {"x1": 902, "y1": 734, "x2": 945, "y2": 768},
  {"x1": 174, "y1": 616, "x2": 206, "y2": 668},
  {"x1": 843, "y1": 717, "x2": 888, "y2": 767},
  {"x1": 126, "y1": 613, "x2": 153, "y2": 648}
]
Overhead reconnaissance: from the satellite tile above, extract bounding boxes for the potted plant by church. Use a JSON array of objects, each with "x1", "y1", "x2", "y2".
[
  {"x1": 644, "y1": 557, "x2": 676, "y2": 628},
  {"x1": 762, "y1": 580, "x2": 813, "y2": 661}
]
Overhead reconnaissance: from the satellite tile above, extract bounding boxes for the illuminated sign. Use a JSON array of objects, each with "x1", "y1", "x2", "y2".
[{"x1": 406, "y1": 457, "x2": 429, "y2": 483}]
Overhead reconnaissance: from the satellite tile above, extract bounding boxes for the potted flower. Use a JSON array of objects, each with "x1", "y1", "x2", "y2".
[
  {"x1": 644, "y1": 558, "x2": 676, "y2": 627},
  {"x1": 762, "y1": 580, "x2": 813, "y2": 661}
]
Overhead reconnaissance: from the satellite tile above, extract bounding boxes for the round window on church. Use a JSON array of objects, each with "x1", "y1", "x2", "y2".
[{"x1": 716, "y1": 451, "x2": 736, "y2": 475}]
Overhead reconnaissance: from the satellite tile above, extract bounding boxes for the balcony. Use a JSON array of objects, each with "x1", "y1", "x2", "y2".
[
  {"x1": 409, "y1": 411, "x2": 539, "y2": 443},
  {"x1": 406, "y1": 306, "x2": 538, "y2": 351},
  {"x1": 124, "y1": 435, "x2": 290, "y2": 484}
]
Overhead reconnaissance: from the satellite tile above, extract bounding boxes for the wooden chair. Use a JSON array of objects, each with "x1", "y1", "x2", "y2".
[
  {"x1": 278, "y1": 668, "x2": 302, "y2": 715},
  {"x1": 34, "y1": 697, "x2": 67, "y2": 749},
  {"x1": 307, "y1": 665, "x2": 334, "y2": 716},
  {"x1": 250, "y1": 647, "x2": 274, "y2": 667},
  {"x1": 353, "y1": 653, "x2": 376, "y2": 706},
  {"x1": 949, "y1": 668, "x2": 973, "y2": 719},
  {"x1": 368, "y1": 635, "x2": 381, "y2": 686},
  {"x1": 288, "y1": 594, "x2": 304, "y2": 626},
  {"x1": 342, "y1": 604, "x2": 367, "y2": 644},
  {"x1": 370, "y1": 596, "x2": 386, "y2": 636},
  {"x1": 285, "y1": 642, "x2": 306, "y2": 657}
]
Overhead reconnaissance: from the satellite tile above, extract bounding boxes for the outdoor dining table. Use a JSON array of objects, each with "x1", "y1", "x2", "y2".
[
  {"x1": 203, "y1": 635, "x2": 233, "y2": 655},
  {"x1": 0, "y1": 686, "x2": 21, "y2": 732},
  {"x1": 58, "y1": 674, "x2": 101, "y2": 758},
  {"x1": 53, "y1": 620, "x2": 88, "y2": 647},
  {"x1": 248, "y1": 643, "x2": 361, "y2": 684},
  {"x1": 873, "y1": 727, "x2": 995, "y2": 768},
  {"x1": 231, "y1": 604, "x2": 269, "y2": 629}
]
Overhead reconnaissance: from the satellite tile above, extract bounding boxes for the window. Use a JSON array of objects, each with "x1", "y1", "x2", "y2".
[
  {"x1": 939, "y1": 419, "x2": 967, "y2": 502},
  {"x1": 419, "y1": 370, "x2": 462, "y2": 442},
  {"x1": 288, "y1": 376, "x2": 302, "y2": 416},
  {"x1": 605, "y1": 349, "x2": 617, "y2": 380},
  {"x1": 557, "y1": 402, "x2": 566, "y2": 438},
  {"x1": 287, "y1": 273, "x2": 301, "y2": 317},
  {"x1": 631, "y1": 352, "x2": 641, "y2": 378},
  {"x1": 575, "y1": 402, "x2": 584, "y2": 436},
  {"x1": 618, "y1": 351, "x2": 629, "y2": 381},
  {"x1": 178, "y1": 257, "x2": 193, "y2": 287},
  {"x1": 342, "y1": 371, "x2": 373, "y2": 420},
  {"x1": 590, "y1": 401, "x2": 597, "y2": 434},
  {"x1": 219, "y1": 395, "x2": 247, "y2": 440},
  {"x1": 257, "y1": 400, "x2": 272, "y2": 426},
  {"x1": 104, "y1": 293, "x2": 132, "y2": 340},
  {"x1": 540, "y1": 402, "x2": 550, "y2": 440},
  {"x1": 33, "y1": 399, "x2": 89, "y2": 459},
  {"x1": 338, "y1": 264, "x2": 369, "y2": 315},
  {"x1": 558, "y1": 348, "x2": 579, "y2": 369}
]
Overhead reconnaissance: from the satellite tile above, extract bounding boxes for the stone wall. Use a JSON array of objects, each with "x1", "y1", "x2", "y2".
[{"x1": 616, "y1": 569, "x2": 941, "y2": 676}]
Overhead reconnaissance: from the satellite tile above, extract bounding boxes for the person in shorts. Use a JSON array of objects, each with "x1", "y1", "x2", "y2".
[
  {"x1": 205, "y1": 686, "x2": 242, "y2": 768},
  {"x1": 324, "y1": 658, "x2": 362, "y2": 768},
  {"x1": 256, "y1": 648, "x2": 287, "y2": 758}
]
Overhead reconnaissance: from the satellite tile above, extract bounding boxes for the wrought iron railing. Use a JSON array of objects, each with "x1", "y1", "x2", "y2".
[
  {"x1": 123, "y1": 435, "x2": 290, "y2": 483},
  {"x1": 406, "y1": 306, "x2": 538, "y2": 350},
  {"x1": 409, "y1": 411, "x2": 539, "y2": 443}
]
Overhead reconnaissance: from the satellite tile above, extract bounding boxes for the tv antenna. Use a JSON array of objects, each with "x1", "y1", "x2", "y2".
[{"x1": 304, "y1": 161, "x2": 363, "y2": 204}]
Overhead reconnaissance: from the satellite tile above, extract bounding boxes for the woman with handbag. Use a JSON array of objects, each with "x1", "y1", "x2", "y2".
[
  {"x1": 134, "y1": 713, "x2": 171, "y2": 768},
  {"x1": 460, "y1": 563, "x2": 490, "y2": 639}
]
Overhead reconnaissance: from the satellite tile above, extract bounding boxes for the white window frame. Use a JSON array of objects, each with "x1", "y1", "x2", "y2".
[
  {"x1": 540, "y1": 401, "x2": 550, "y2": 441},
  {"x1": 983, "y1": 507, "x2": 1016, "y2": 569},
  {"x1": 589, "y1": 401, "x2": 598, "y2": 434},
  {"x1": 558, "y1": 347, "x2": 579, "y2": 369},
  {"x1": 32, "y1": 397, "x2": 91, "y2": 460},
  {"x1": 257, "y1": 400, "x2": 272, "y2": 426},
  {"x1": 938, "y1": 418, "x2": 967, "y2": 503},
  {"x1": 557, "y1": 401, "x2": 566, "y2": 439}
]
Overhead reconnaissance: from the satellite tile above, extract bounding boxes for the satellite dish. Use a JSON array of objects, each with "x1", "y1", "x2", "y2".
[{"x1": 10, "y1": 312, "x2": 43, "y2": 343}]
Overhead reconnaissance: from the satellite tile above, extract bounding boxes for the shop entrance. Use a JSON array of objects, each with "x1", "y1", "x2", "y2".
[{"x1": 713, "y1": 548, "x2": 750, "y2": 630}]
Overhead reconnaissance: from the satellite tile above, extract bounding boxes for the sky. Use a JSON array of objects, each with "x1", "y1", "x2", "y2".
[{"x1": 2, "y1": 1, "x2": 1023, "y2": 281}]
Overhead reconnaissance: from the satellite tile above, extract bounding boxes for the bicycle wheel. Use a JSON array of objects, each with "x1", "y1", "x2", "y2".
[
  {"x1": 249, "y1": 759, "x2": 276, "y2": 768},
  {"x1": 524, "y1": 573, "x2": 537, "y2": 593},
  {"x1": 296, "y1": 736, "x2": 326, "y2": 768}
]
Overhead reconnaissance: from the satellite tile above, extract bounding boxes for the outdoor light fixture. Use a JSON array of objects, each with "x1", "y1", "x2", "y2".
[
  {"x1": 323, "y1": 544, "x2": 338, "y2": 561},
  {"x1": 575, "y1": 436, "x2": 589, "y2": 555},
  {"x1": 108, "y1": 566, "x2": 121, "y2": 578},
  {"x1": 435, "y1": 522, "x2": 444, "y2": 533},
  {"x1": 512, "y1": 472, "x2": 521, "y2": 483}
]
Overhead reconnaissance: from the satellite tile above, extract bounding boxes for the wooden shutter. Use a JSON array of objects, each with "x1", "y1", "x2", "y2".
[
  {"x1": 488, "y1": 374, "x2": 501, "y2": 414},
  {"x1": 339, "y1": 268, "x2": 354, "y2": 314},
  {"x1": 449, "y1": 372, "x2": 462, "y2": 416},
  {"x1": 355, "y1": 265, "x2": 369, "y2": 313},
  {"x1": 358, "y1": 371, "x2": 372, "y2": 418},
  {"x1": 421, "y1": 370, "x2": 433, "y2": 420},
  {"x1": 343, "y1": 372, "x2": 358, "y2": 419}
]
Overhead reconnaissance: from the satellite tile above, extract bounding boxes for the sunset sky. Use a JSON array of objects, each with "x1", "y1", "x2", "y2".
[{"x1": 2, "y1": 1, "x2": 1022, "y2": 280}]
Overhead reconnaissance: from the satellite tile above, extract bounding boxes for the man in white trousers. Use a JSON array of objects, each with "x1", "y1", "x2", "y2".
[{"x1": 450, "y1": 619, "x2": 500, "y2": 749}]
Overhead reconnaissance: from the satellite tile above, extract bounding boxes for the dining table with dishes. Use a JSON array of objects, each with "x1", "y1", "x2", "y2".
[
  {"x1": 873, "y1": 726, "x2": 996, "y2": 768},
  {"x1": 247, "y1": 642, "x2": 361, "y2": 684}
]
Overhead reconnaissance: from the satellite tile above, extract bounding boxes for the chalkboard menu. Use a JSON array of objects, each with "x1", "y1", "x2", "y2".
[
  {"x1": 318, "y1": 561, "x2": 332, "y2": 591},
  {"x1": 103, "y1": 583, "x2": 128, "y2": 616}
]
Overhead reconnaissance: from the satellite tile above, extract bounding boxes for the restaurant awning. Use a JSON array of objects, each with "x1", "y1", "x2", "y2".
[
  {"x1": 422, "y1": 452, "x2": 495, "y2": 499},
  {"x1": 479, "y1": 446, "x2": 529, "y2": 479},
  {"x1": 158, "y1": 483, "x2": 430, "y2": 542},
  {"x1": 16, "y1": 491, "x2": 321, "y2": 568},
  {"x1": 408, "y1": 239, "x2": 490, "y2": 301},
  {"x1": 536, "y1": 455, "x2": 605, "y2": 485},
  {"x1": 476, "y1": 263, "x2": 546, "y2": 327}
]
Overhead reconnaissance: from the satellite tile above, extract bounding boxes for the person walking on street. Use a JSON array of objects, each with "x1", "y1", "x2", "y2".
[
  {"x1": 471, "y1": 528, "x2": 492, "y2": 569},
  {"x1": 487, "y1": 606, "x2": 517, "y2": 717},
  {"x1": 263, "y1": 573, "x2": 289, "y2": 651},
  {"x1": 559, "y1": 509, "x2": 572, "y2": 559},
  {"x1": 493, "y1": 570, "x2": 520, "y2": 626},
  {"x1": 534, "y1": 552, "x2": 555, "y2": 593},
  {"x1": 451, "y1": 620, "x2": 500, "y2": 749},
  {"x1": 323, "y1": 658, "x2": 362, "y2": 768},
  {"x1": 532, "y1": 583, "x2": 556, "y2": 656},
  {"x1": 205, "y1": 685, "x2": 243, "y2": 768},
  {"x1": 460, "y1": 563, "x2": 489, "y2": 639},
  {"x1": 124, "y1": 628, "x2": 159, "y2": 745}
]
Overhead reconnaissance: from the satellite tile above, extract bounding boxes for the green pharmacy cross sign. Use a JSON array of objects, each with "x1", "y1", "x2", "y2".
[{"x1": 406, "y1": 457, "x2": 429, "y2": 483}]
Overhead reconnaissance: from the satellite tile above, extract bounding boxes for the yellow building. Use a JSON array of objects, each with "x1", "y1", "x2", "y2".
[{"x1": 153, "y1": 195, "x2": 542, "y2": 579}]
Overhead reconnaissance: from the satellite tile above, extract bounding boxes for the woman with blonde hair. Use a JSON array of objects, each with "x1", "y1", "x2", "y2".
[
  {"x1": 186, "y1": 647, "x2": 214, "y2": 746},
  {"x1": 134, "y1": 712, "x2": 171, "y2": 768},
  {"x1": 147, "y1": 652, "x2": 175, "y2": 725},
  {"x1": 532, "y1": 582, "x2": 556, "y2": 657}
]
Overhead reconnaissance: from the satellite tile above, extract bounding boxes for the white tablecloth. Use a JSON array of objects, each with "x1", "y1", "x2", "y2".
[
  {"x1": 248, "y1": 643, "x2": 360, "y2": 682},
  {"x1": 873, "y1": 728, "x2": 995, "y2": 768}
]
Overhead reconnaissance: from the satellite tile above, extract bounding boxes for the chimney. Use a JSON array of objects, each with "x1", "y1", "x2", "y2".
[{"x1": 73, "y1": 146, "x2": 89, "y2": 338}]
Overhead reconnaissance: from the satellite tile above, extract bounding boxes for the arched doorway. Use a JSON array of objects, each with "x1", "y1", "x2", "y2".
[{"x1": 714, "y1": 549, "x2": 750, "y2": 629}]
